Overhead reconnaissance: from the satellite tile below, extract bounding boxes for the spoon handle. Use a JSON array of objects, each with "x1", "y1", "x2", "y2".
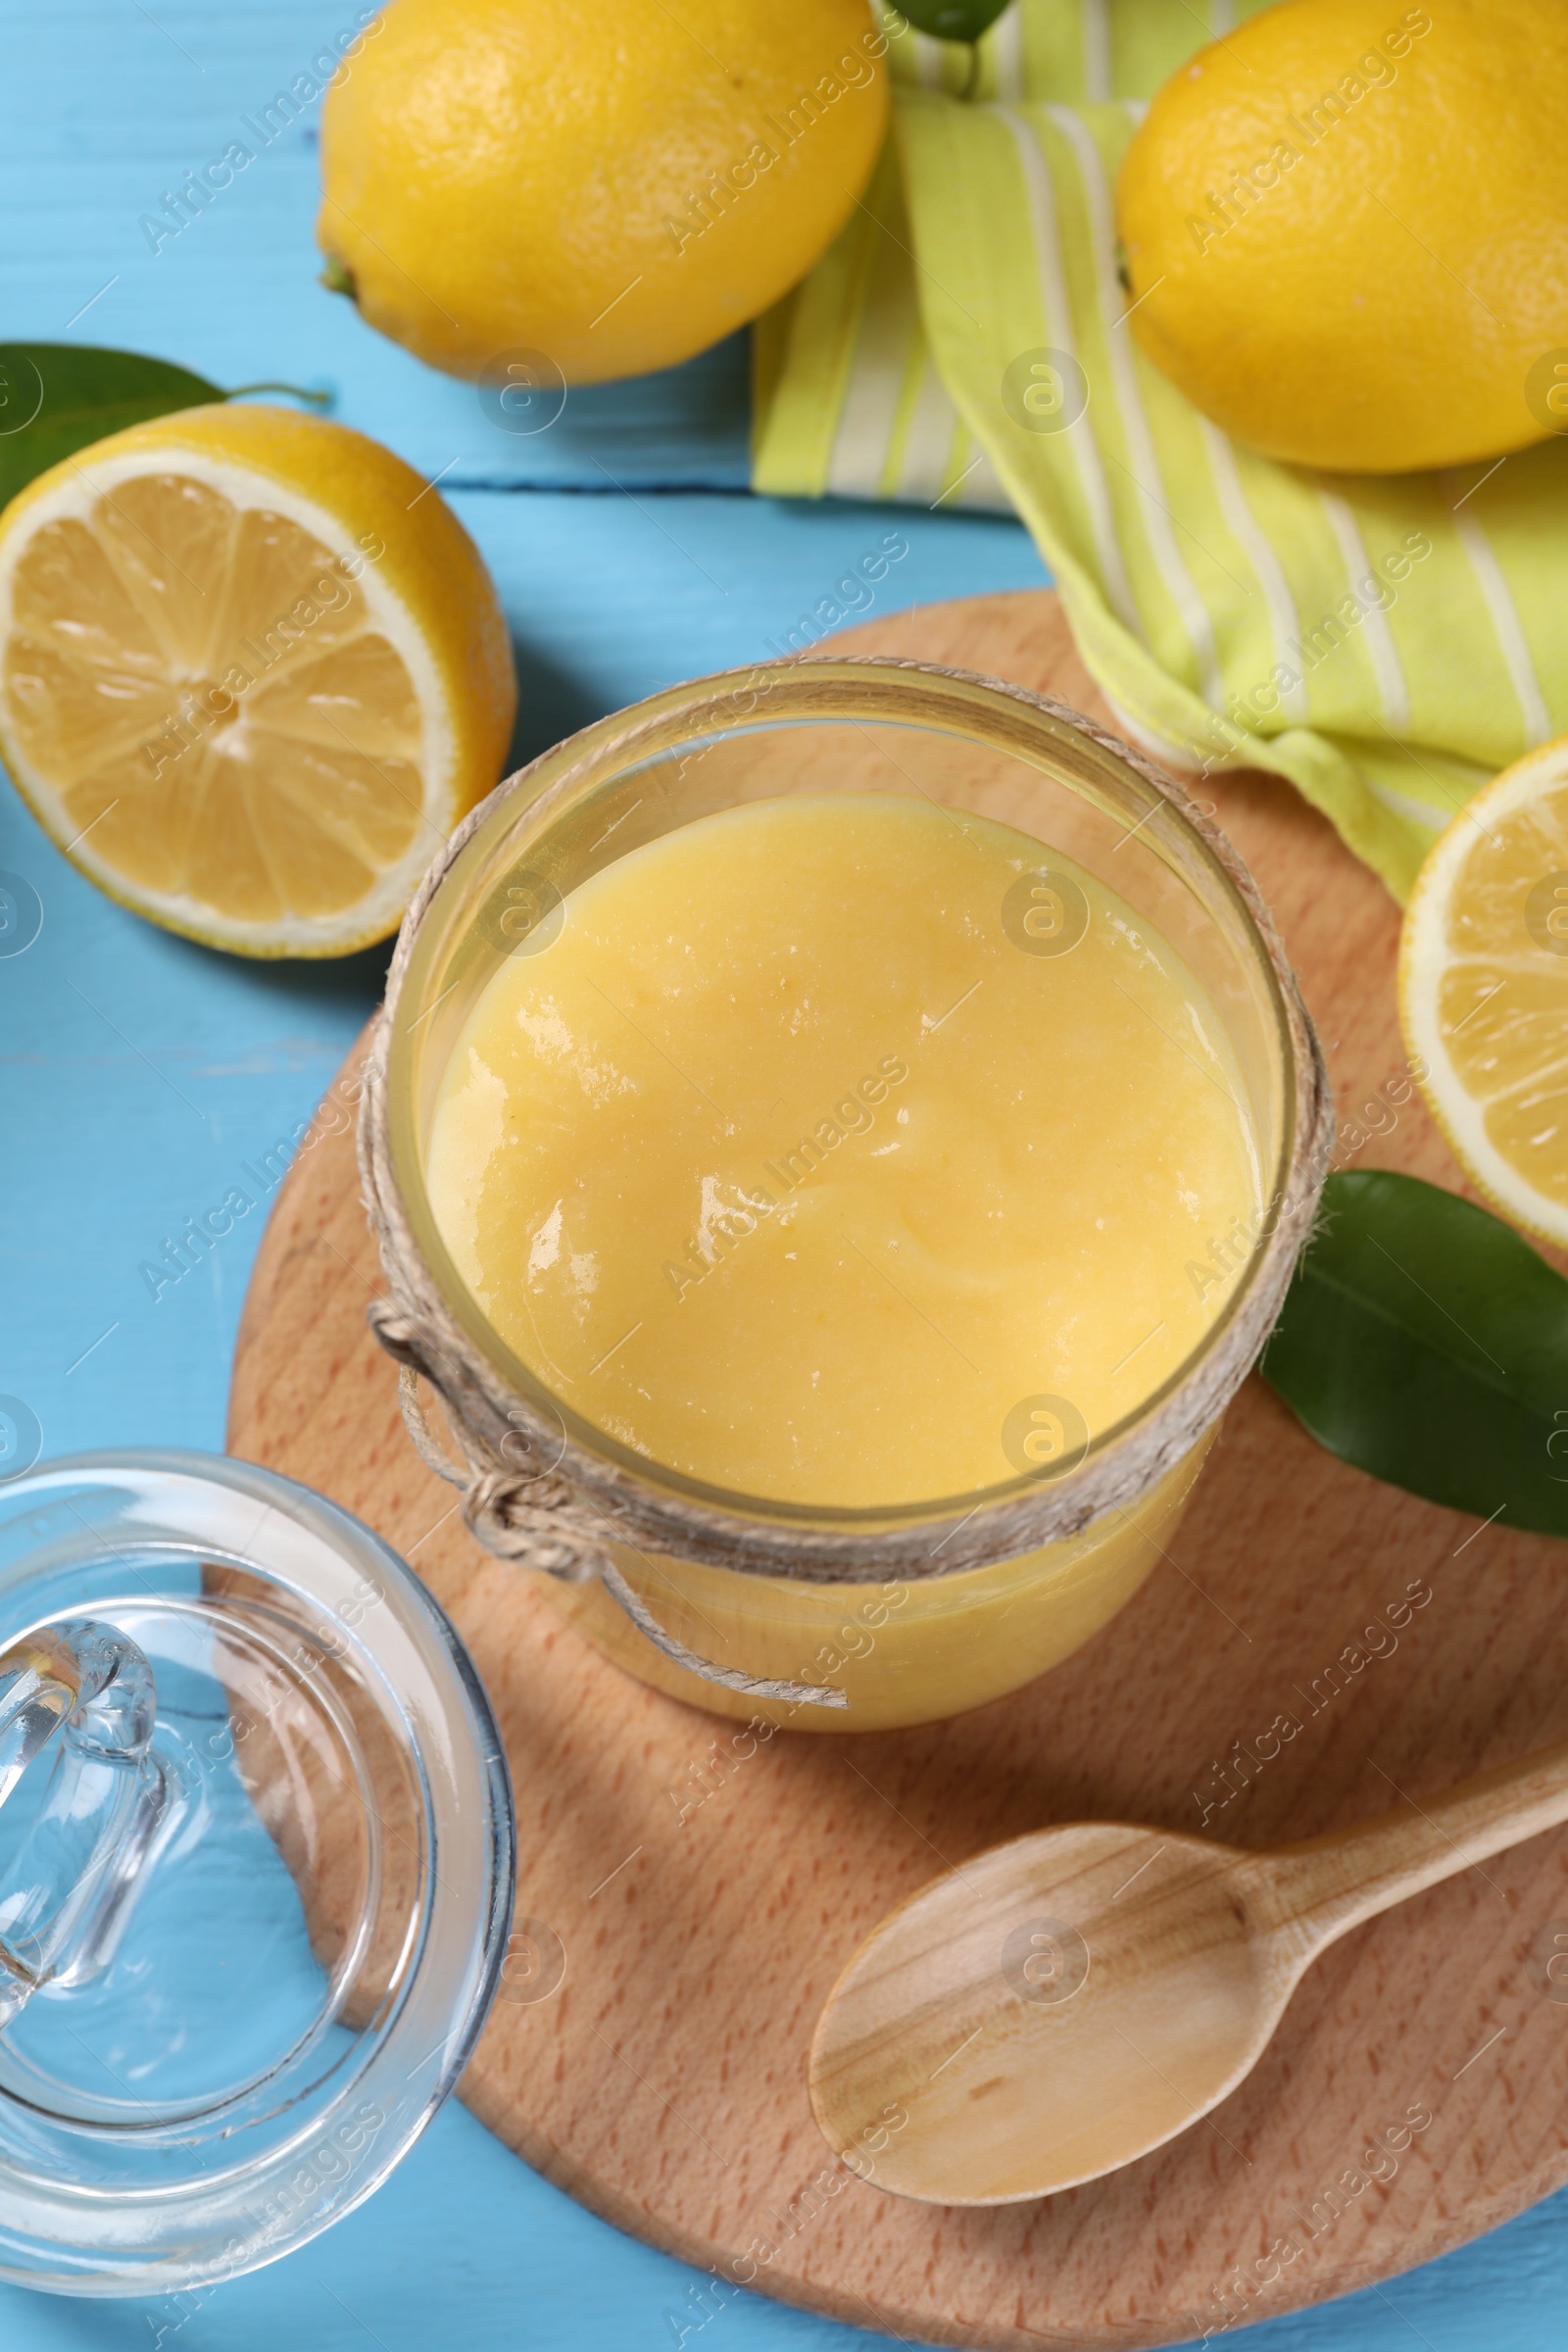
[{"x1": 1250, "y1": 1736, "x2": 1568, "y2": 1954}]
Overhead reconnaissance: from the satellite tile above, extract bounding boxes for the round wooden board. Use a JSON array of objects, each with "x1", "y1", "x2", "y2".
[{"x1": 229, "y1": 592, "x2": 1568, "y2": 2350}]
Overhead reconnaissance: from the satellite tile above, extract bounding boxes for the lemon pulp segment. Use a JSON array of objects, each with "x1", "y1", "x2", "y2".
[
  {"x1": 4, "y1": 472, "x2": 423, "y2": 924},
  {"x1": 1401, "y1": 743, "x2": 1568, "y2": 1243}
]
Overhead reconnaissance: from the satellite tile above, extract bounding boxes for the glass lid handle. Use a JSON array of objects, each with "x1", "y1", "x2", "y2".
[{"x1": 0, "y1": 1621, "x2": 176, "y2": 2028}]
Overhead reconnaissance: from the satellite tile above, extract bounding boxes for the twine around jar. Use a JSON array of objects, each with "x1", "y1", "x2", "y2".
[
  {"x1": 356, "y1": 657, "x2": 1336, "y2": 1709},
  {"x1": 377, "y1": 1329, "x2": 846, "y2": 1708}
]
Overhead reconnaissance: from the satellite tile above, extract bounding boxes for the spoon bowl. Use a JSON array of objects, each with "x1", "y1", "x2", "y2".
[
  {"x1": 810, "y1": 1738, "x2": 1568, "y2": 2205},
  {"x1": 809, "y1": 1823, "x2": 1303, "y2": 2205}
]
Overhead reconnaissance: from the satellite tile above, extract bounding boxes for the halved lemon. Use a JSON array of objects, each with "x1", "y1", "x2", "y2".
[
  {"x1": 0, "y1": 403, "x2": 515, "y2": 956},
  {"x1": 1399, "y1": 737, "x2": 1568, "y2": 1247}
]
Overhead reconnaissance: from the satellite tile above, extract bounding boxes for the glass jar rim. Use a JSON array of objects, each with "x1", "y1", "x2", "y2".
[{"x1": 368, "y1": 658, "x2": 1332, "y2": 1580}]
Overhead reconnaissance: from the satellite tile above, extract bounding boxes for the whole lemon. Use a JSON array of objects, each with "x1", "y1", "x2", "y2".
[
  {"x1": 318, "y1": 0, "x2": 889, "y2": 386},
  {"x1": 1117, "y1": 0, "x2": 1568, "y2": 473}
]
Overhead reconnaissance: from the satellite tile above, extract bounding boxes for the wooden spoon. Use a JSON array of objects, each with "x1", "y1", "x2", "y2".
[{"x1": 809, "y1": 1740, "x2": 1568, "y2": 2205}]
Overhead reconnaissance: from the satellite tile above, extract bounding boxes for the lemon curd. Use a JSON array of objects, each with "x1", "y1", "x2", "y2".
[{"x1": 424, "y1": 790, "x2": 1264, "y2": 1725}]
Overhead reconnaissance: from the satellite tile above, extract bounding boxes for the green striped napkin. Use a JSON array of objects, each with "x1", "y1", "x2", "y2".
[{"x1": 753, "y1": 0, "x2": 1568, "y2": 900}]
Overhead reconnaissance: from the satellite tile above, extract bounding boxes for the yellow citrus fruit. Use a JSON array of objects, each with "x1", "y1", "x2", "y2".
[
  {"x1": 1118, "y1": 0, "x2": 1568, "y2": 472},
  {"x1": 0, "y1": 403, "x2": 515, "y2": 957},
  {"x1": 1398, "y1": 738, "x2": 1568, "y2": 1246},
  {"x1": 318, "y1": 0, "x2": 890, "y2": 386}
]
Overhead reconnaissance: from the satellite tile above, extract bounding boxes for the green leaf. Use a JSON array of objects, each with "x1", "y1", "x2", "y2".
[
  {"x1": 894, "y1": 0, "x2": 1012, "y2": 41},
  {"x1": 1260, "y1": 1170, "x2": 1568, "y2": 1537},
  {"x1": 0, "y1": 345, "x2": 221, "y2": 515}
]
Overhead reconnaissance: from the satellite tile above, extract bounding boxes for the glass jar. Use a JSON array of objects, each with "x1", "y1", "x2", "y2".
[{"x1": 370, "y1": 660, "x2": 1329, "y2": 1732}]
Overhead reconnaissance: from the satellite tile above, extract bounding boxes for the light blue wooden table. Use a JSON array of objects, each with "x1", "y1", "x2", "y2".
[{"x1": 2, "y1": 6, "x2": 1564, "y2": 2345}]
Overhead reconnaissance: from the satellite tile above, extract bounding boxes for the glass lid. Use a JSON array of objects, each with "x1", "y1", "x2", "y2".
[{"x1": 0, "y1": 1449, "x2": 514, "y2": 2297}]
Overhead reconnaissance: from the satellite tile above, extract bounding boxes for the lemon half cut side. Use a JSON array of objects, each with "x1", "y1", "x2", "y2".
[
  {"x1": 0, "y1": 403, "x2": 516, "y2": 956},
  {"x1": 1399, "y1": 738, "x2": 1568, "y2": 1248}
]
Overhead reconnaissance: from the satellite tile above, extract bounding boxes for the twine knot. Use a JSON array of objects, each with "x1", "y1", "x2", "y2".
[
  {"x1": 461, "y1": 1468, "x2": 612, "y2": 1585},
  {"x1": 370, "y1": 1331, "x2": 849, "y2": 1708}
]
